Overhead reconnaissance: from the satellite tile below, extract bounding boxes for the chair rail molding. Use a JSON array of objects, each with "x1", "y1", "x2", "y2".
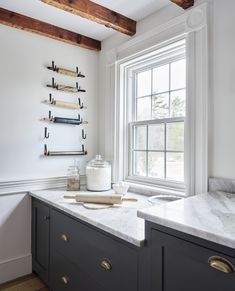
[{"x1": 0, "y1": 176, "x2": 86, "y2": 196}]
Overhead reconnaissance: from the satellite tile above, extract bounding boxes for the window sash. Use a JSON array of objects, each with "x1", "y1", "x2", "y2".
[{"x1": 128, "y1": 117, "x2": 185, "y2": 189}]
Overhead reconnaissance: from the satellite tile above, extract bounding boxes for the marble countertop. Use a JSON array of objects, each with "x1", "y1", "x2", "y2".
[
  {"x1": 138, "y1": 191, "x2": 235, "y2": 249},
  {"x1": 30, "y1": 189, "x2": 152, "y2": 247}
]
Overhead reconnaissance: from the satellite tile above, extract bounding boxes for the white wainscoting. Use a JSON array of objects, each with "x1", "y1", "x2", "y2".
[{"x1": 0, "y1": 254, "x2": 32, "y2": 284}]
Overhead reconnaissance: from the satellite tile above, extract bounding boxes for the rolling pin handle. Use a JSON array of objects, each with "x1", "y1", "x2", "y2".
[{"x1": 64, "y1": 195, "x2": 76, "y2": 199}]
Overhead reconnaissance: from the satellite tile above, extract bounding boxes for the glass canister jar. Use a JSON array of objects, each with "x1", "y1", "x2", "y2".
[
  {"x1": 86, "y1": 155, "x2": 111, "y2": 191},
  {"x1": 66, "y1": 165, "x2": 80, "y2": 191}
]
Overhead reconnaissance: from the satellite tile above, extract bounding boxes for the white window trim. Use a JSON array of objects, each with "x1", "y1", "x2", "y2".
[
  {"x1": 105, "y1": 3, "x2": 208, "y2": 196},
  {"x1": 124, "y1": 43, "x2": 186, "y2": 191}
]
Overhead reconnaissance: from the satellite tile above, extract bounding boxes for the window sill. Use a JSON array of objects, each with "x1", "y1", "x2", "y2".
[{"x1": 126, "y1": 181, "x2": 186, "y2": 197}]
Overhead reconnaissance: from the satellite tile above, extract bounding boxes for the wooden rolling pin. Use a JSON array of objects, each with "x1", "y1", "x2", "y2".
[
  {"x1": 57, "y1": 68, "x2": 85, "y2": 78},
  {"x1": 43, "y1": 100, "x2": 86, "y2": 110},
  {"x1": 64, "y1": 194, "x2": 138, "y2": 205}
]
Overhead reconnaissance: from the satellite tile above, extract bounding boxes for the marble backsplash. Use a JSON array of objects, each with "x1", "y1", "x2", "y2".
[{"x1": 209, "y1": 178, "x2": 235, "y2": 193}]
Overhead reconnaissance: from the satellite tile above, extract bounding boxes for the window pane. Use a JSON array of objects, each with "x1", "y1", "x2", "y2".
[
  {"x1": 137, "y1": 70, "x2": 151, "y2": 97},
  {"x1": 166, "y1": 153, "x2": 184, "y2": 181},
  {"x1": 152, "y1": 93, "x2": 169, "y2": 119},
  {"x1": 153, "y1": 64, "x2": 169, "y2": 94},
  {"x1": 170, "y1": 59, "x2": 186, "y2": 90},
  {"x1": 170, "y1": 89, "x2": 186, "y2": 117},
  {"x1": 134, "y1": 126, "x2": 147, "y2": 150},
  {"x1": 148, "y1": 124, "x2": 165, "y2": 150},
  {"x1": 137, "y1": 96, "x2": 151, "y2": 121},
  {"x1": 133, "y1": 151, "x2": 146, "y2": 176},
  {"x1": 148, "y1": 152, "x2": 164, "y2": 179},
  {"x1": 166, "y1": 122, "x2": 184, "y2": 151}
]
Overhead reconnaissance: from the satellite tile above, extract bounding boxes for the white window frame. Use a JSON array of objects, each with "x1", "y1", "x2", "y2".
[
  {"x1": 127, "y1": 43, "x2": 186, "y2": 191},
  {"x1": 105, "y1": 3, "x2": 208, "y2": 195},
  {"x1": 118, "y1": 38, "x2": 187, "y2": 192}
]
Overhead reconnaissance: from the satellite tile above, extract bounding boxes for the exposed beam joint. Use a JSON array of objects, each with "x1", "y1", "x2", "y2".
[
  {"x1": 170, "y1": 0, "x2": 194, "y2": 9},
  {"x1": 40, "y1": 0, "x2": 136, "y2": 36},
  {"x1": 0, "y1": 7, "x2": 101, "y2": 51}
]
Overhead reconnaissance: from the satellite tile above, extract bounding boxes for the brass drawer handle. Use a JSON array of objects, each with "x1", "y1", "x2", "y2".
[
  {"x1": 101, "y1": 259, "x2": 112, "y2": 271},
  {"x1": 61, "y1": 276, "x2": 69, "y2": 285},
  {"x1": 61, "y1": 234, "x2": 69, "y2": 242},
  {"x1": 208, "y1": 256, "x2": 234, "y2": 274}
]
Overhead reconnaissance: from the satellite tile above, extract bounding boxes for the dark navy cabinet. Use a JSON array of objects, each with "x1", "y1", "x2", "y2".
[
  {"x1": 148, "y1": 223, "x2": 235, "y2": 291},
  {"x1": 32, "y1": 199, "x2": 50, "y2": 285},
  {"x1": 32, "y1": 198, "x2": 141, "y2": 291},
  {"x1": 32, "y1": 198, "x2": 235, "y2": 291},
  {"x1": 50, "y1": 209, "x2": 138, "y2": 291}
]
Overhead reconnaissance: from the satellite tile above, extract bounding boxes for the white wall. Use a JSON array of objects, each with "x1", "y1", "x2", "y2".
[
  {"x1": 209, "y1": 0, "x2": 235, "y2": 179},
  {"x1": 98, "y1": 0, "x2": 235, "y2": 181},
  {"x1": 0, "y1": 25, "x2": 99, "y2": 283},
  {"x1": 0, "y1": 25, "x2": 99, "y2": 181}
]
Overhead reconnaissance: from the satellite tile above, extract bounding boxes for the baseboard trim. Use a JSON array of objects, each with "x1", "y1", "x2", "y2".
[
  {"x1": 0, "y1": 254, "x2": 32, "y2": 284},
  {"x1": 0, "y1": 175, "x2": 86, "y2": 196}
]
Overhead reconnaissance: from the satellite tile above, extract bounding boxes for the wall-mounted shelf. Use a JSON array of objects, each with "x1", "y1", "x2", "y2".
[
  {"x1": 43, "y1": 94, "x2": 86, "y2": 110},
  {"x1": 47, "y1": 78, "x2": 86, "y2": 93},
  {"x1": 44, "y1": 144, "x2": 87, "y2": 156},
  {"x1": 42, "y1": 111, "x2": 88, "y2": 126},
  {"x1": 47, "y1": 61, "x2": 85, "y2": 78}
]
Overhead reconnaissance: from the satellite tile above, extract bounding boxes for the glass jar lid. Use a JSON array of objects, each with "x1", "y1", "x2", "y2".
[{"x1": 87, "y1": 155, "x2": 111, "y2": 168}]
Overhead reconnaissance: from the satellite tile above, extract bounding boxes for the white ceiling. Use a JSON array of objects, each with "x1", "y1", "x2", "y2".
[{"x1": 0, "y1": 0, "x2": 170, "y2": 41}]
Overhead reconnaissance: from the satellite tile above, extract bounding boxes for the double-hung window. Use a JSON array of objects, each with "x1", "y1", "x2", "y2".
[
  {"x1": 126, "y1": 39, "x2": 186, "y2": 190},
  {"x1": 114, "y1": 7, "x2": 208, "y2": 195}
]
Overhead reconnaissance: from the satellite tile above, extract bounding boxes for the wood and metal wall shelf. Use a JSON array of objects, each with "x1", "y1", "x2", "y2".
[
  {"x1": 47, "y1": 61, "x2": 85, "y2": 78},
  {"x1": 47, "y1": 78, "x2": 86, "y2": 93},
  {"x1": 43, "y1": 94, "x2": 86, "y2": 110},
  {"x1": 42, "y1": 111, "x2": 88, "y2": 126},
  {"x1": 44, "y1": 144, "x2": 87, "y2": 156}
]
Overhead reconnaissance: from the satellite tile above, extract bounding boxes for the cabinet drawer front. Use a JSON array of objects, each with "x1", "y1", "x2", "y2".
[
  {"x1": 151, "y1": 229, "x2": 235, "y2": 291},
  {"x1": 51, "y1": 250, "x2": 106, "y2": 291},
  {"x1": 51, "y1": 209, "x2": 138, "y2": 291}
]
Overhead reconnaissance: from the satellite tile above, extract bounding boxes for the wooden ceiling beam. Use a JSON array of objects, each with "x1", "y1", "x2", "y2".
[
  {"x1": 40, "y1": 0, "x2": 136, "y2": 36},
  {"x1": 0, "y1": 7, "x2": 101, "y2": 51},
  {"x1": 170, "y1": 0, "x2": 194, "y2": 9}
]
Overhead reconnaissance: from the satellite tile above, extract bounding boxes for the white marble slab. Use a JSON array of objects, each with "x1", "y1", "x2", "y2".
[
  {"x1": 30, "y1": 189, "x2": 152, "y2": 247},
  {"x1": 209, "y1": 177, "x2": 235, "y2": 193},
  {"x1": 138, "y1": 191, "x2": 235, "y2": 249}
]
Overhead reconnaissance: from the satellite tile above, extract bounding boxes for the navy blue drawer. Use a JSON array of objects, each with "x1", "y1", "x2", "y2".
[
  {"x1": 51, "y1": 250, "x2": 106, "y2": 291},
  {"x1": 51, "y1": 209, "x2": 138, "y2": 291}
]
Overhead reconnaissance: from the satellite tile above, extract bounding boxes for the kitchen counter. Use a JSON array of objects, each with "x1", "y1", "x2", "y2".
[
  {"x1": 30, "y1": 189, "x2": 152, "y2": 247},
  {"x1": 138, "y1": 191, "x2": 235, "y2": 249}
]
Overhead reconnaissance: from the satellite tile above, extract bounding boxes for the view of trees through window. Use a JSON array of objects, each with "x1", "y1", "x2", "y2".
[{"x1": 131, "y1": 58, "x2": 186, "y2": 183}]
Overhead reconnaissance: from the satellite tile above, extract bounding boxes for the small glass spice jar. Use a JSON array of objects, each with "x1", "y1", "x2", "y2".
[{"x1": 66, "y1": 165, "x2": 80, "y2": 191}]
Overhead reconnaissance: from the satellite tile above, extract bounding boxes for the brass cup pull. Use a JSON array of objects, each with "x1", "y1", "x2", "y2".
[
  {"x1": 208, "y1": 256, "x2": 234, "y2": 274},
  {"x1": 61, "y1": 276, "x2": 69, "y2": 285},
  {"x1": 101, "y1": 259, "x2": 112, "y2": 271},
  {"x1": 61, "y1": 234, "x2": 69, "y2": 242}
]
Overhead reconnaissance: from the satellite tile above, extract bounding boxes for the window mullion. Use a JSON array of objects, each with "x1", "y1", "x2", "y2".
[
  {"x1": 164, "y1": 122, "x2": 167, "y2": 179},
  {"x1": 146, "y1": 125, "x2": 149, "y2": 177}
]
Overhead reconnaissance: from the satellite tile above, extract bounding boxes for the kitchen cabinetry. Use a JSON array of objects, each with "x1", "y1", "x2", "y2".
[
  {"x1": 32, "y1": 198, "x2": 140, "y2": 291},
  {"x1": 32, "y1": 199, "x2": 50, "y2": 285},
  {"x1": 32, "y1": 198, "x2": 235, "y2": 291},
  {"x1": 149, "y1": 223, "x2": 235, "y2": 291}
]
